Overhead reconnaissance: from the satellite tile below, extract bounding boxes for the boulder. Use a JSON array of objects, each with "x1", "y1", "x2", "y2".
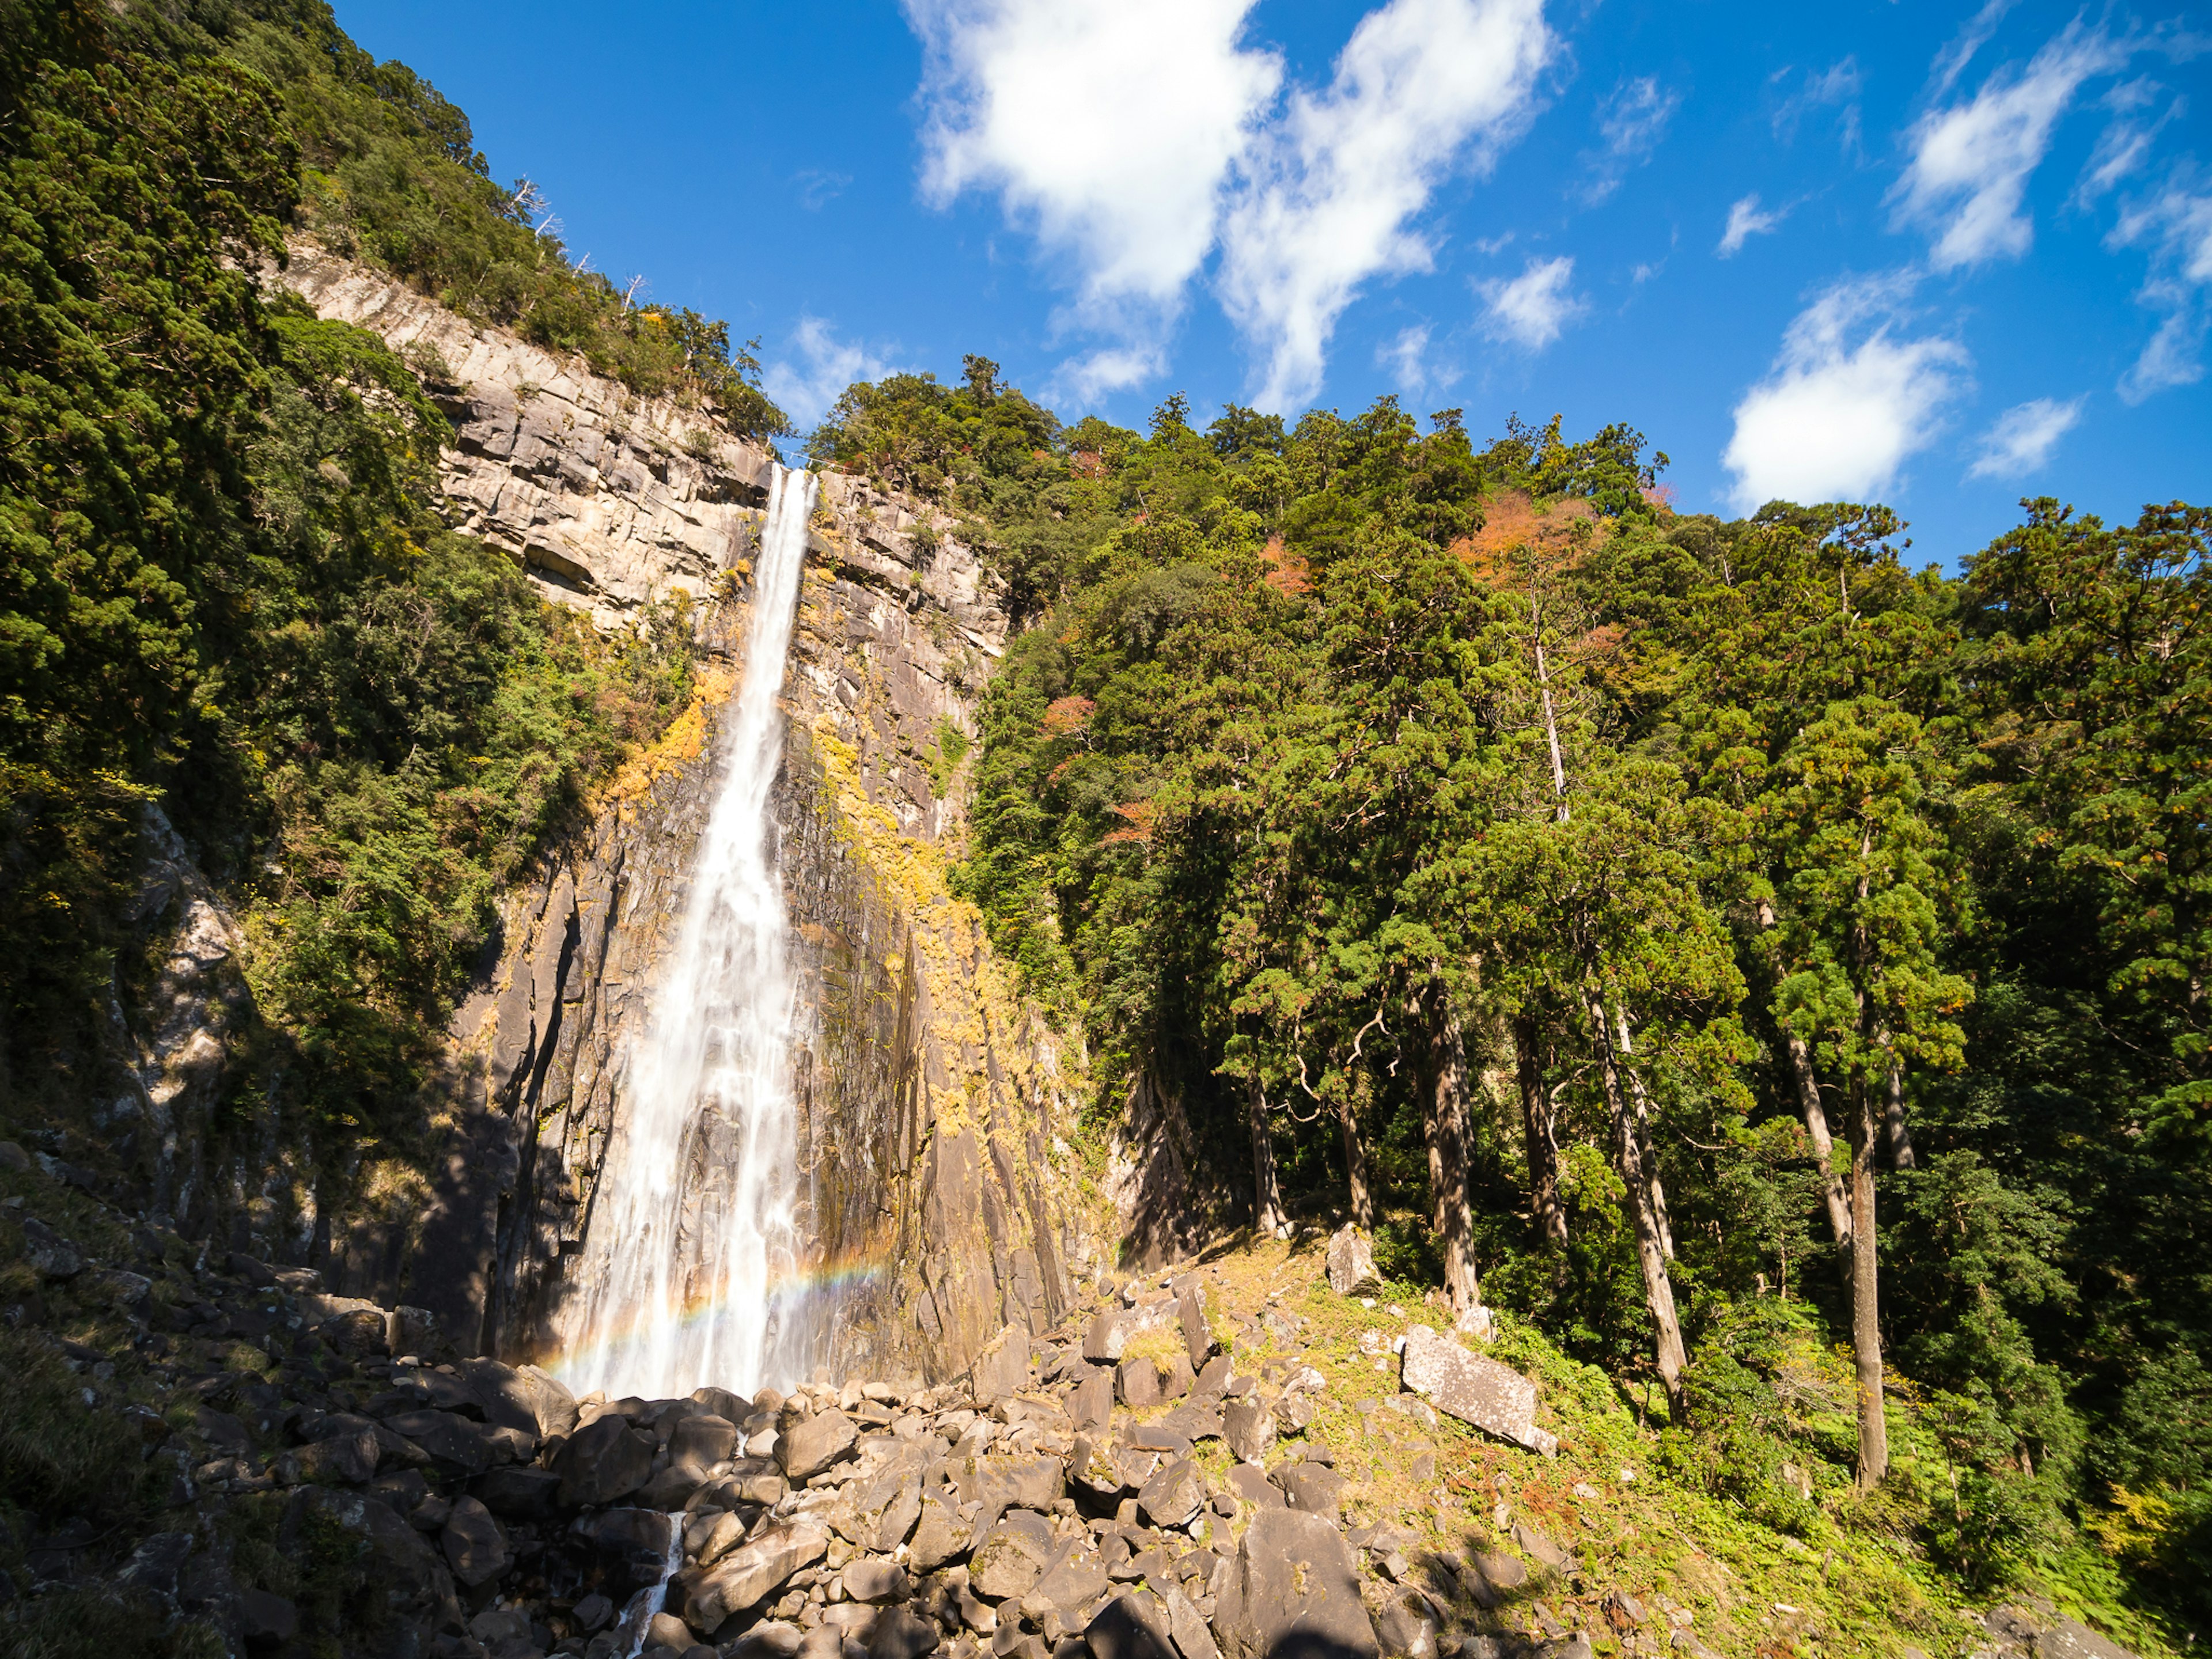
[
  {"x1": 1324, "y1": 1226, "x2": 1382, "y2": 1297},
  {"x1": 971, "y1": 1325, "x2": 1031, "y2": 1402},
  {"x1": 289, "y1": 1427, "x2": 379, "y2": 1486},
  {"x1": 555, "y1": 1412, "x2": 654, "y2": 1508},
  {"x1": 1160, "y1": 1583, "x2": 1220, "y2": 1659},
  {"x1": 1274, "y1": 1463, "x2": 1345, "y2": 1522},
  {"x1": 1459, "y1": 1550, "x2": 1526, "y2": 1608},
  {"x1": 238, "y1": 1586, "x2": 298, "y2": 1650},
  {"x1": 965, "y1": 1454, "x2": 1065, "y2": 1512},
  {"x1": 1021, "y1": 1539, "x2": 1108, "y2": 1624},
  {"x1": 1374, "y1": 1590, "x2": 1438, "y2": 1659},
  {"x1": 1222, "y1": 1400, "x2": 1275, "y2": 1465},
  {"x1": 1509, "y1": 1521, "x2": 1569, "y2": 1571},
  {"x1": 867, "y1": 1608, "x2": 941, "y2": 1659},
  {"x1": 682, "y1": 1522, "x2": 827, "y2": 1633},
  {"x1": 1071, "y1": 1367, "x2": 1115, "y2": 1432},
  {"x1": 1137, "y1": 1459, "x2": 1206, "y2": 1530},
  {"x1": 970, "y1": 1511, "x2": 1056, "y2": 1600},
  {"x1": 908, "y1": 1496, "x2": 969, "y2": 1573},
  {"x1": 669, "y1": 1414, "x2": 740, "y2": 1479},
  {"x1": 844, "y1": 1559, "x2": 912, "y2": 1603},
  {"x1": 779, "y1": 1408, "x2": 858, "y2": 1480},
  {"x1": 1178, "y1": 1289, "x2": 1213, "y2": 1372},
  {"x1": 1399, "y1": 1327, "x2": 1556, "y2": 1456},
  {"x1": 1213, "y1": 1508, "x2": 1378, "y2": 1659},
  {"x1": 1117, "y1": 1358, "x2": 1163, "y2": 1409},
  {"x1": 473, "y1": 1464, "x2": 562, "y2": 1519},
  {"x1": 441, "y1": 1496, "x2": 511, "y2": 1588},
  {"x1": 1225, "y1": 1465, "x2": 1284, "y2": 1510},
  {"x1": 384, "y1": 1408, "x2": 496, "y2": 1474},
  {"x1": 1085, "y1": 1593, "x2": 1177, "y2": 1659}
]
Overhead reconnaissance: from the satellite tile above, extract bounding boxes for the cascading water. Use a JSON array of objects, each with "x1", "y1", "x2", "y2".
[{"x1": 555, "y1": 464, "x2": 820, "y2": 1400}]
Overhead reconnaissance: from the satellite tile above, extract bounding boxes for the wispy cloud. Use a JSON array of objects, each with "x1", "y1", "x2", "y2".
[
  {"x1": 1723, "y1": 274, "x2": 1971, "y2": 512},
  {"x1": 1930, "y1": 0, "x2": 2021, "y2": 99},
  {"x1": 904, "y1": 0, "x2": 1281, "y2": 382},
  {"x1": 1890, "y1": 21, "x2": 2126, "y2": 271},
  {"x1": 1969, "y1": 396, "x2": 2085, "y2": 476},
  {"x1": 1477, "y1": 255, "x2": 1583, "y2": 350},
  {"x1": 1377, "y1": 323, "x2": 1457, "y2": 400},
  {"x1": 1581, "y1": 76, "x2": 1680, "y2": 203},
  {"x1": 1218, "y1": 0, "x2": 1554, "y2": 410},
  {"x1": 763, "y1": 317, "x2": 899, "y2": 431},
  {"x1": 1772, "y1": 58, "x2": 1862, "y2": 152},
  {"x1": 793, "y1": 168, "x2": 852, "y2": 211},
  {"x1": 1718, "y1": 193, "x2": 1785, "y2": 257},
  {"x1": 2109, "y1": 169, "x2": 2212, "y2": 401}
]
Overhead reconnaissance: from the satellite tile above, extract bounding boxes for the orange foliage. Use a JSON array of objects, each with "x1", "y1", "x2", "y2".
[
  {"x1": 1070, "y1": 450, "x2": 1106, "y2": 479},
  {"x1": 1101, "y1": 801, "x2": 1156, "y2": 846},
  {"x1": 1455, "y1": 491, "x2": 1601, "y2": 589},
  {"x1": 1260, "y1": 535, "x2": 1312, "y2": 596},
  {"x1": 1041, "y1": 695, "x2": 1095, "y2": 737}
]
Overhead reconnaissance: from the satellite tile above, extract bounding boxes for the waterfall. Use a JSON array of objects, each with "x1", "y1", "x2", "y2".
[{"x1": 555, "y1": 464, "x2": 819, "y2": 1400}]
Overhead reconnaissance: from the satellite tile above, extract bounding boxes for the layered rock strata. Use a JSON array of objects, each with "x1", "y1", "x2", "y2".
[{"x1": 275, "y1": 251, "x2": 1089, "y2": 1382}]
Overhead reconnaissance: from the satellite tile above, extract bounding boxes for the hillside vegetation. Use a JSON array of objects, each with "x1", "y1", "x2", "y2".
[
  {"x1": 812, "y1": 373, "x2": 2211, "y2": 1649},
  {"x1": 0, "y1": 0, "x2": 784, "y2": 1185}
]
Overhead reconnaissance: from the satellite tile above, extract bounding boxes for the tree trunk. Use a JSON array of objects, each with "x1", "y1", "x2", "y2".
[
  {"x1": 1247, "y1": 1075, "x2": 1283, "y2": 1237},
  {"x1": 1786, "y1": 1031, "x2": 1855, "y2": 1254},
  {"x1": 1338, "y1": 1084, "x2": 1375, "y2": 1232},
  {"x1": 1586, "y1": 986, "x2": 1687, "y2": 1411},
  {"x1": 1423, "y1": 988, "x2": 1482, "y2": 1313},
  {"x1": 1513, "y1": 1015, "x2": 1569, "y2": 1249},
  {"x1": 1883, "y1": 1061, "x2": 1917, "y2": 1170},
  {"x1": 1612, "y1": 1005, "x2": 1677, "y2": 1260},
  {"x1": 1847, "y1": 1078, "x2": 1889, "y2": 1488}
]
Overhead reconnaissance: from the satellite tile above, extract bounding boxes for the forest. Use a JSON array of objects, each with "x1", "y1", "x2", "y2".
[
  {"x1": 812, "y1": 366, "x2": 2210, "y2": 1624},
  {"x1": 1, "y1": 0, "x2": 2207, "y2": 1649}
]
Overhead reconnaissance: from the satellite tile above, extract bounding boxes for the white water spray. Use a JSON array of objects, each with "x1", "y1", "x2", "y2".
[{"x1": 556, "y1": 464, "x2": 819, "y2": 1400}]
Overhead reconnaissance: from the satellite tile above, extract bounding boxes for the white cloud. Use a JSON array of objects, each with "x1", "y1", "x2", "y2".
[
  {"x1": 1718, "y1": 194, "x2": 1785, "y2": 257},
  {"x1": 1930, "y1": 0, "x2": 2020, "y2": 99},
  {"x1": 1969, "y1": 396, "x2": 2085, "y2": 477},
  {"x1": 1723, "y1": 275, "x2": 1971, "y2": 511},
  {"x1": 1377, "y1": 323, "x2": 1458, "y2": 399},
  {"x1": 904, "y1": 0, "x2": 1281, "y2": 368},
  {"x1": 1216, "y1": 0, "x2": 1554, "y2": 410},
  {"x1": 763, "y1": 317, "x2": 898, "y2": 431},
  {"x1": 1890, "y1": 22, "x2": 2125, "y2": 271},
  {"x1": 2109, "y1": 174, "x2": 2212, "y2": 400},
  {"x1": 1477, "y1": 255, "x2": 1582, "y2": 350},
  {"x1": 1582, "y1": 76, "x2": 1681, "y2": 202},
  {"x1": 1772, "y1": 58, "x2": 1862, "y2": 152}
]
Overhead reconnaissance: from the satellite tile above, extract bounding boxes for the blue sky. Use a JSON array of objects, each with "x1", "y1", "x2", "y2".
[{"x1": 332, "y1": 0, "x2": 2209, "y2": 566}]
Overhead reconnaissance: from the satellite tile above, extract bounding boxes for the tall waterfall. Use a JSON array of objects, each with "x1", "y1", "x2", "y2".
[{"x1": 555, "y1": 464, "x2": 819, "y2": 1400}]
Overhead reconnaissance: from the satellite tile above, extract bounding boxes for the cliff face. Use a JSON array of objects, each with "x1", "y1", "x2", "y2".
[{"x1": 250, "y1": 249, "x2": 1096, "y2": 1384}]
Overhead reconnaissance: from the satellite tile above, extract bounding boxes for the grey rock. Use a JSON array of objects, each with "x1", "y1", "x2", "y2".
[
  {"x1": 780, "y1": 1408, "x2": 859, "y2": 1480},
  {"x1": 385, "y1": 1408, "x2": 497, "y2": 1474},
  {"x1": 844, "y1": 1560, "x2": 912, "y2": 1604},
  {"x1": 1213, "y1": 1508, "x2": 1378, "y2": 1659},
  {"x1": 683, "y1": 1522, "x2": 828, "y2": 1633},
  {"x1": 1373, "y1": 1591, "x2": 1437, "y2": 1659},
  {"x1": 118, "y1": 1532, "x2": 195, "y2": 1597},
  {"x1": 20, "y1": 1218, "x2": 82, "y2": 1279},
  {"x1": 1137, "y1": 1460, "x2": 1206, "y2": 1530},
  {"x1": 555, "y1": 1413, "x2": 654, "y2": 1507},
  {"x1": 1071, "y1": 1368, "x2": 1116, "y2": 1433},
  {"x1": 1510, "y1": 1522, "x2": 1569, "y2": 1572},
  {"x1": 868, "y1": 1608, "x2": 942, "y2": 1659},
  {"x1": 966, "y1": 1455, "x2": 1066, "y2": 1512},
  {"x1": 972, "y1": 1325, "x2": 1031, "y2": 1403},
  {"x1": 1324, "y1": 1226, "x2": 1382, "y2": 1297},
  {"x1": 1225, "y1": 1466, "x2": 1284, "y2": 1510},
  {"x1": 971, "y1": 1512, "x2": 1056, "y2": 1600},
  {"x1": 908, "y1": 1495, "x2": 969, "y2": 1573},
  {"x1": 1399, "y1": 1327, "x2": 1556, "y2": 1457},
  {"x1": 731, "y1": 1622, "x2": 807, "y2": 1659},
  {"x1": 1085, "y1": 1593, "x2": 1176, "y2": 1659},
  {"x1": 1274, "y1": 1463, "x2": 1345, "y2": 1522},
  {"x1": 239, "y1": 1586, "x2": 298, "y2": 1649},
  {"x1": 1118, "y1": 1359, "x2": 1164, "y2": 1410},
  {"x1": 474, "y1": 1464, "x2": 562, "y2": 1518},
  {"x1": 289, "y1": 1426, "x2": 380, "y2": 1486},
  {"x1": 1021, "y1": 1540, "x2": 1108, "y2": 1622},
  {"x1": 1222, "y1": 1400, "x2": 1275, "y2": 1465},
  {"x1": 574, "y1": 1593, "x2": 615, "y2": 1633},
  {"x1": 1177, "y1": 1290, "x2": 1213, "y2": 1372},
  {"x1": 442, "y1": 1494, "x2": 512, "y2": 1586},
  {"x1": 1158, "y1": 1584, "x2": 1218, "y2": 1659},
  {"x1": 669, "y1": 1414, "x2": 739, "y2": 1478}
]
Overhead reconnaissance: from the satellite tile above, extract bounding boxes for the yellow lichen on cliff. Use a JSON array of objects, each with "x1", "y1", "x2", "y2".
[{"x1": 596, "y1": 662, "x2": 737, "y2": 816}]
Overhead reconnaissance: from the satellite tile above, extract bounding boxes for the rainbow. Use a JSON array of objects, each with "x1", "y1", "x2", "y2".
[{"x1": 545, "y1": 1250, "x2": 892, "y2": 1391}]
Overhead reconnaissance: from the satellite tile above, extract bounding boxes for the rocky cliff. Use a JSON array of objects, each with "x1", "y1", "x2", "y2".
[{"x1": 118, "y1": 247, "x2": 1105, "y2": 1386}]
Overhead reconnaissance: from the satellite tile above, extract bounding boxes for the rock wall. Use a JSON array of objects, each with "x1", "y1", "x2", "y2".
[{"x1": 279, "y1": 250, "x2": 1100, "y2": 1384}]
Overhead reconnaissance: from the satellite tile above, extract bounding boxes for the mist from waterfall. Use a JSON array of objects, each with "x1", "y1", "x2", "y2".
[{"x1": 554, "y1": 464, "x2": 819, "y2": 1400}]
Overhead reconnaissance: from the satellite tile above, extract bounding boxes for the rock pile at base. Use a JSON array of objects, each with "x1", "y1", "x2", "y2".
[{"x1": 0, "y1": 1158, "x2": 1720, "y2": 1659}]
